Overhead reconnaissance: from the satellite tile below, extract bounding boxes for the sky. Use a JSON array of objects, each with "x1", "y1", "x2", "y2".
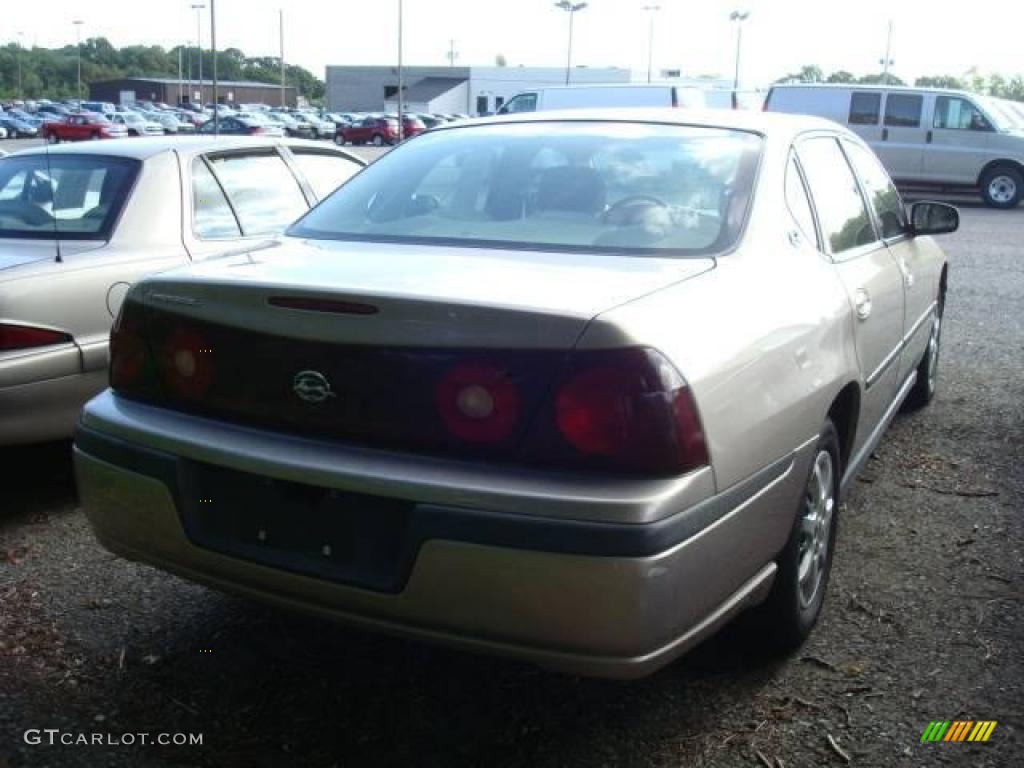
[{"x1": 4, "y1": 0, "x2": 1022, "y2": 87}]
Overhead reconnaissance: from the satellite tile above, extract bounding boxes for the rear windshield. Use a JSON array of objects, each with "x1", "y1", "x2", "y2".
[
  {"x1": 0, "y1": 154, "x2": 140, "y2": 240},
  {"x1": 289, "y1": 121, "x2": 762, "y2": 256}
]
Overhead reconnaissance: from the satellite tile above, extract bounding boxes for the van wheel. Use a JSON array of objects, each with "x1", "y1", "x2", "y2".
[
  {"x1": 980, "y1": 165, "x2": 1023, "y2": 208},
  {"x1": 741, "y1": 420, "x2": 840, "y2": 652}
]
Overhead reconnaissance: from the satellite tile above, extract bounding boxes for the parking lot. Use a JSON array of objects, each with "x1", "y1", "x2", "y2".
[{"x1": 1, "y1": 189, "x2": 1020, "y2": 768}]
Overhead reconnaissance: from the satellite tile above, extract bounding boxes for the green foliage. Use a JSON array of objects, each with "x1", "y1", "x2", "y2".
[
  {"x1": 0, "y1": 37, "x2": 324, "y2": 102},
  {"x1": 826, "y1": 70, "x2": 856, "y2": 84},
  {"x1": 776, "y1": 64, "x2": 1022, "y2": 102}
]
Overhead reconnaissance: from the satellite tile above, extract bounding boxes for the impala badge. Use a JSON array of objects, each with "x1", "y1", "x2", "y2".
[{"x1": 293, "y1": 370, "x2": 336, "y2": 405}]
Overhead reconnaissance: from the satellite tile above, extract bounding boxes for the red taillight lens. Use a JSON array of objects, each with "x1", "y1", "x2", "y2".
[
  {"x1": 109, "y1": 299, "x2": 161, "y2": 394},
  {"x1": 156, "y1": 326, "x2": 214, "y2": 399},
  {"x1": 0, "y1": 324, "x2": 72, "y2": 351},
  {"x1": 528, "y1": 348, "x2": 708, "y2": 476},
  {"x1": 436, "y1": 361, "x2": 521, "y2": 444}
]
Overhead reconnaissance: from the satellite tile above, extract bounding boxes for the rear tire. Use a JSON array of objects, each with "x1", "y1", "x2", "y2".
[
  {"x1": 742, "y1": 420, "x2": 840, "y2": 652},
  {"x1": 979, "y1": 165, "x2": 1023, "y2": 208},
  {"x1": 371, "y1": 133, "x2": 384, "y2": 146},
  {"x1": 46, "y1": 133, "x2": 59, "y2": 144}
]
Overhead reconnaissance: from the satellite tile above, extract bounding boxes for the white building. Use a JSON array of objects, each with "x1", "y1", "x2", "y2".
[{"x1": 325, "y1": 65, "x2": 631, "y2": 115}]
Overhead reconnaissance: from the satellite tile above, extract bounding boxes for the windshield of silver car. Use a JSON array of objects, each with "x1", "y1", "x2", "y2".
[
  {"x1": 289, "y1": 121, "x2": 762, "y2": 255},
  {"x1": 0, "y1": 155, "x2": 140, "y2": 240}
]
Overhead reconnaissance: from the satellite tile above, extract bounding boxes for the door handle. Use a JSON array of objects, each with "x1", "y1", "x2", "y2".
[
  {"x1": 854, "y1": 288, "x2": 872, "y2": 321},
  {"x1": 882, "y1": 128, "x2": 889, "y2": 141}
]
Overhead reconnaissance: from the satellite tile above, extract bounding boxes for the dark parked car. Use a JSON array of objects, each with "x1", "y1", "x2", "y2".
[
  {"x1": 0, "y1": 115, "x2": 40, "y2": 138},
  {"x1": 197, "y1": 116, "x2": 285, "y2": 137}
]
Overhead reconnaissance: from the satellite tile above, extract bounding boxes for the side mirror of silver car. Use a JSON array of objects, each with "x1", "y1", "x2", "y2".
[{"x1": 909, "y1": 201, "x2": 959, "y2": 236}]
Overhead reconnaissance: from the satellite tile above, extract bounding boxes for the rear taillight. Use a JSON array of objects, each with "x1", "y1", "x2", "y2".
[
  {"x1": 109, "y1": 300, "x2": 156, "y2": 392},
  {"x1": 0, "y1": 323, "x2": 72, "y2": 352},
  {"x1": 524, "y1": 348, "x2": 708, "y2": 476},
  {"x1": 155, "y1": 326, "x2": 214, "y2": 399},
  {"x1": 249, "y1": 127, "x2": 266, "y2": 135}
]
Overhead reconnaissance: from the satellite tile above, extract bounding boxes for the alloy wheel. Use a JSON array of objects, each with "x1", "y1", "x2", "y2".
[{"x1": 797, "y1": 450, "x2": 835, "y2": 609}]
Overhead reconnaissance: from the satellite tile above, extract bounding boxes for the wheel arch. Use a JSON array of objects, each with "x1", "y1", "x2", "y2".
[
  {"x1": 976, "y1": 158, "x2": 1024, "y2": 188},
  {"x1": 826, "y1": 382, "x2": 861, "y2": 477}
]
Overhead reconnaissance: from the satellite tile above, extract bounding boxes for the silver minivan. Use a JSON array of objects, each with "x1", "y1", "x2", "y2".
[{"x1": 765, "y1": 84, "x2": 1024, "y2": 208}]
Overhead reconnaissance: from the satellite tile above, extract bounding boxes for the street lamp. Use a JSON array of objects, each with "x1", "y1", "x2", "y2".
[
  {"x1": 642, "y1": 5, "x2": 660, "y2": 84},
  {"x1": 554, "y1": 1, "x2": 587, "y2": 86},
  {"x1": 210, "y1": 0, "x2": 218, "y2": 133},
  {"x1": 880, "y1": 20, "x2": 894, "y2": 81},
  {"x1": 17, "y1": 31, "x2": 25, "y2": 100},
  {"x1": 729, "y1": 10, "x2": 749, "y2": 106},
  {"x1": 73, "y1": 20, "x2": 85, "y2": 108},
  {"x1": 191, "y1": 4, "x2": 206, "y2": 106},
  {"x1": 397, "y1": 0, "x2": 404, "y2": 141}
]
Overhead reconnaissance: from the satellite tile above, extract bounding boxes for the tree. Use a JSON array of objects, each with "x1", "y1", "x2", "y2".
[
  {"x1": 495, "y1": 53, "x2": 508, "y2": 67},
  {"x1": 915, "y1": 75, "x2": 964, "y2": 89},
  {"x1": 858, "y1": 72, "x2": 905, "y2": 86},
  {"x1": 777, "y1": 64, "x2": 824, "y2": 84},
  {"x1": 826, "y1": 70, "x2": 856, "y2": 84}
]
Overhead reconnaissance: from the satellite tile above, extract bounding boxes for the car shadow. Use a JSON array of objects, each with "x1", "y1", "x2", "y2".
[{"x1": 0, "y1": 440, "x2": 78, "y2": 527}]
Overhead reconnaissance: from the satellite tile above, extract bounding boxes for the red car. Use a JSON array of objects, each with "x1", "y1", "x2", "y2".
[
  {"x1": 42, "y1": 113, "x2": 129, "y2": 143},
  {"x1": 336, "y1": 115, "x2": 425, "y2": 146}
]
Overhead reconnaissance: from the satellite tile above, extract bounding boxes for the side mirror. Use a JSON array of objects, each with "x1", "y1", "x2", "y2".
[{"x1": 909, "y1": 201, "x2": 959, "y2": 236}]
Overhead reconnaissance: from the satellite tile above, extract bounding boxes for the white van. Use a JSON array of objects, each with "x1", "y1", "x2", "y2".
[
  {"x1": 765, "y1": 84, "x2": 1024, "y2": 208},
  {"x1": 496, "y1": 84, "x2": 706, "y2": 115}
]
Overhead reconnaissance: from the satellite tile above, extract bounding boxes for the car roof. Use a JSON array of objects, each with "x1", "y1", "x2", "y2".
[
  {"x1": 768, "y1": 82, "x2": 978, "y2": 98},
  {"x1": 437, "y1": 108, "x2": 841, "y2": 139},
  {"x1": 11, "y1": 136, "x2": 365, "y2": 163}
]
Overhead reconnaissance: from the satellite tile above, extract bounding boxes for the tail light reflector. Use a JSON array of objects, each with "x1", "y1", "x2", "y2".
[
  {"x1": 0, "y1": 324, "x2": 72, "y2": 352},
  {"x1": 436, "y1": 361, "x2": 521, "y2": 444}
]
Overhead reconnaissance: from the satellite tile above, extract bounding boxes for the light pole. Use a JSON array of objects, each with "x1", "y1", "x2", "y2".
[
  {"x1": 72, "y1": 20, "x2": 85, "y2": 108},
  {"x1": 729, "y1": 10, "x2": 749, "y2": 106},
  {"x1": 397, "y1": 0, "x2": 404, "y2": 141},
  {"x1": 447, "y1": 39, "x2": 459, "y2": 67},
  {"x1": 554, "y1": 1, "x2": 587, "y2": 86},
  {"x1": 643, "y1": 5, "x2": 660, "y2": 84},
  {"x1": 880, "y1": 20, "x2": 894, "y2": 81},
  {"x1": 279, "y1": 9, "x2": 286, "y2": 107},
  {"x1": 191, "y1": 3, "x2": 205, "y2": 106},
  {"x1": 210, "y1": 0, "x2": 218, "y2": 132},
  {"x1": 17, "y1": 31, "x2": 25, "y2": 100}
]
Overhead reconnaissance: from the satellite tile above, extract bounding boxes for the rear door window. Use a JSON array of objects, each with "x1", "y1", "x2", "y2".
[
  {"x1": 848, "y1": 92, "x2": 881, "y2": 125},
  {"x1": 796, "y1": 136, "x2": 877, "y2": 255},
  {"x1": 289, "y1": 150, "x2": 363, "y2": 199},
  {"x1": 785, "y1": 154, "x2": 818, "y2": 246},
  {"x1": 206, "y1": 150, "x2": 309, "y2": 236},
  {"x1": 191, "y1": 158, "x2": 241, "y2": 239},
  {"x1": 884, "y1": 94, "x2": 923, "y2": 127}
]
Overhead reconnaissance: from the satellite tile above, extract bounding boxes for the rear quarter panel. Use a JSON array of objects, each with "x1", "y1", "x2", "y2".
[{"x1": 578, "y1": 136, "x2": 861, "y2": 493}]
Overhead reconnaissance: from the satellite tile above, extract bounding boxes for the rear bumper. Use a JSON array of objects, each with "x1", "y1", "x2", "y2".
[{"x1": 74, "y1": 392, "x2": 814, "y2": 677}]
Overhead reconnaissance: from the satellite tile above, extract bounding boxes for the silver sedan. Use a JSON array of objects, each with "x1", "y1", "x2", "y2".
[
  {"x1": 0, "y1": 136, "x2": 364, "y2": 444},
  {"x1": 74, "y1": 110, "x2": 956, "y2": 678}
]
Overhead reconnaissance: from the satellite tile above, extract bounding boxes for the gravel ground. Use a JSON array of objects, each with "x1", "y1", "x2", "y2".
[{"x1": 1, "y1": 204, "x2": 1021, "y2": 768}]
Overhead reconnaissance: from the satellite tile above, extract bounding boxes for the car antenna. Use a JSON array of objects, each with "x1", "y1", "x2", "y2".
[{"x1": 42, "y1": 131, "x2": 63, "y2": 263}]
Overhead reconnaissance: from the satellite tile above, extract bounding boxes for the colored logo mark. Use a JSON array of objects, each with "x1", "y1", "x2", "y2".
[{"x1": 920, "y1": 721, "x2": 997, "y2": 742}]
